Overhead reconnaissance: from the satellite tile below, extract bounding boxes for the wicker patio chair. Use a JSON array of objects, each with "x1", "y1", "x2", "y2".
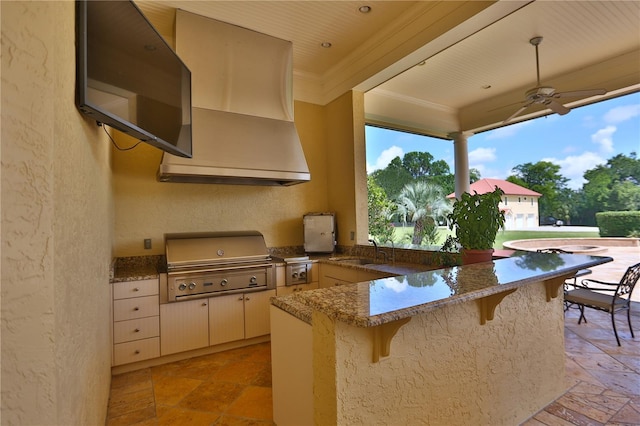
[{"x1": 564, "y1": 262, "x2": 640, "y2": 346}]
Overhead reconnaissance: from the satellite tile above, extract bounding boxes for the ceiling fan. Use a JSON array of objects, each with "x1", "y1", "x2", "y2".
[{"x1": 503, "y1": 36, "x2": 607, "y2": 124}]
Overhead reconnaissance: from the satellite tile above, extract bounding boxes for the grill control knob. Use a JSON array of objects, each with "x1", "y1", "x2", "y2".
[
  {"x1": 178, "y1": 283, "x2": 187, "y2": 291},
  {"x1": 250, "y1": 276, "x2": 257, "y2": 284},
  {"x1": 188, "y1": 282, "x2": 196, "y2": 290},
  {"x1": 292, "y1": 272, "x2": 299, "y2": 279},
  {"x1": 300, "y1": 271, "x2": 307, "y2": 279},
  {"x1": 220, "y1": 279, "x2": 228, "y2": 287}
]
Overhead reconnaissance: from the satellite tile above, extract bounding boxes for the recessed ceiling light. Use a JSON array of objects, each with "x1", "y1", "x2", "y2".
[
  {"x1": 321, "y1": 42, "x2": 332, "y2": 48},
  {"x1": 482, "y1": 84, "x2": 492, "y2": 89},
  {"x1": 416, "y1": 61, "x2": 426, "y2": 66},
  {"x1": 358, "y1": 5, "x2": 372, "y2": 13}
]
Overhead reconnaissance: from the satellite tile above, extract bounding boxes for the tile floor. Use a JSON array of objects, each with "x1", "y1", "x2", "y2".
[{"x1": 106, "y1": 307, "x2": 639, "y2": 426}]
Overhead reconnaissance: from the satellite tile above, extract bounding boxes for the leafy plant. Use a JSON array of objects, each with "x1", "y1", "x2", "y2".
[
  {"x1": 395, "y1": 181, "x2": 451, "y2": 245},
  {"x1": 367, "y1": 176, "x2": 396, "y2": 243},
  {"x1": 446, "y1": 186, "x2": 506, "y2": 250}
]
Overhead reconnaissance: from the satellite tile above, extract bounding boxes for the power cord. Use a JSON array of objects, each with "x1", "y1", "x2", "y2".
[{"x1": 99, "y1": 122, "x2": 142, "y2": 152}]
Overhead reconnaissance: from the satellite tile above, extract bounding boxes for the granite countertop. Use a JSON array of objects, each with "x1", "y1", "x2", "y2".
[
  {"x1": 111, "y1": 255, "x2": 165, "y2": 282},
  {"x1": 270, "y1": 251, "x2": 612, "y2": 328}
]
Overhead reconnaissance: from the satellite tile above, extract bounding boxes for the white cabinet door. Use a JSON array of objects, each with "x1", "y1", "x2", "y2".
[
  {"x1": 160, "y1": 299, "x2": 209, "y2": 356},
  {"x1": 245, "y1": 289, "x2": 276, "y2": 339},
  {"x1": 209, "y1": 293, "x2": 245, "y2": 345}
]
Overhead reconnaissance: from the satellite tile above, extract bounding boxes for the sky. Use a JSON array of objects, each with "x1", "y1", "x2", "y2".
[{"x1": 366, "y1": 92, "x2": 640, "y2": 190}]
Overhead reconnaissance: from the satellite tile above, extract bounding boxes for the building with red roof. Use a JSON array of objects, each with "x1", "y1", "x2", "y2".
[{"x1": 447, "y1": 178, "x2": 542, "y2": 229}]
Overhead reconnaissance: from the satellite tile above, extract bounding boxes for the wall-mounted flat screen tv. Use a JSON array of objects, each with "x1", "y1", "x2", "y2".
[{"x1": 76, "y1": 0, "x2": 192, "y2": 158}]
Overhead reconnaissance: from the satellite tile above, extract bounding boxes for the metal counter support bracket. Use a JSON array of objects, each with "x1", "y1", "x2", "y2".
[
  {"x1": 544, "y1": 276, "x2": 569, "y2": 302},
  {"x1": 477, "y1": 289, "x2": 517, "y2": 325},
  {"x1": 372, "y1": 317, "x2": 411, "y2": 363}
]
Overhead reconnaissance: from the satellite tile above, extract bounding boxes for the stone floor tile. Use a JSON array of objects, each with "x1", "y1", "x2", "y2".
[
  {"x1": 211, "y1": 359, "x2": 266, "y2": 385},
  {"x1": 587, "y1": 369, "x2": 640, "y2": 397},
  {"x1": 178, "y1": 379, "x2": 244, "y2": 413},
  {"x1": 532, "y1": 408, "x2": 584, "y2": 426},
  {"x1": 556, "y1": 392, "x2": 615, "y2": 423},
  {"x1": 107, "y1": 387, "x2": 156, "y2": 419},
  {"x1": 152, "y1": 374, "x2": 202, "y2": 406},
  {"x1": 569, "y1": 352, "x2": 635, "y2": 374},
  {"x1": 608, "y1": 401, "x2": 640, "y2": 425},
  {"x1": 544, "y1": 400, "x2": 606, "y2": 425},
  {"x1": 225, "y1": 386, "x2": 273, "y2": 420},
  {"x1": 155, "y1": 405, "x2": 220, "y2": 426},
  {"x1": 106, "y1": 406, "x2": 157, "y2": 426},
  {"x1": 215, "y1": 415, "x2": 275, "y2": 426}
]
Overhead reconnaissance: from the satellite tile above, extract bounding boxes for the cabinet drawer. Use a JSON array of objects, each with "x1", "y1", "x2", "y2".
[
  {"x1": 113, "y1": 337, "x2": 160, "y2": 365},
  {"x1": 113, "y1": 316, "x2": 159, "y2": 344},
  {"x1": 113, "y1": 295, "x2": 159, "y2": 321},
  {"x1": 113, "y1": 279, "x2": 158, "y2": 300}
]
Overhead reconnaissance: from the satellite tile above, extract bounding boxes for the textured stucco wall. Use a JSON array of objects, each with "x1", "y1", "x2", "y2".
[
  {"x1": 1, "y1": 2, "x2": 113, "y2": 424},
  {"x1": 326, "y1": 91, "x2": 361, "y2": 247},
  {"x1": 313, "y1": 281, "x2": 566, "y2": 425},
  {"x1": 112, "y1": 100, "x2": 331, "y2": 256}
]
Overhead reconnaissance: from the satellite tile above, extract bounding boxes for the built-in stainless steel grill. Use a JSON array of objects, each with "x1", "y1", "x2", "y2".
[{"x1": 164, "y1": 231, "x2": 275, "y2": 302}]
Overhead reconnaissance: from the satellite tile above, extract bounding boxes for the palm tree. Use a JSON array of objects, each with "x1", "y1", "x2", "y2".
[{"x1": 396, "y1": 181, "x2": 452, "y2": 245}]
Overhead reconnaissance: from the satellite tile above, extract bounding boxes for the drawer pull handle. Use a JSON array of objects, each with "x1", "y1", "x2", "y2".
[
  {"x1": 134, "y1": 350, "x2": 140, "y2": 355},
  {"x1": 134, "y1": 328, "x2": 140, "y2": 332},
  {"x1": 134, "y1": 307, "x2": 139, "y2": 311},
  {"x1": 133, "y1": 287, "x2": 140, "y2": 292}
]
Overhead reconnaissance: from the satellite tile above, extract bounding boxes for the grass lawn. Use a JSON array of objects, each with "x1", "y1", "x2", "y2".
[{"x1": 390, "y1": 226, "x2": 600, "y2": 250}]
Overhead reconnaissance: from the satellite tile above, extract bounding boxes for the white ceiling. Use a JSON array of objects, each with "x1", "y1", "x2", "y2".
[{"x1": 137, "y1": 0, "x2": 640, "y2": 139}]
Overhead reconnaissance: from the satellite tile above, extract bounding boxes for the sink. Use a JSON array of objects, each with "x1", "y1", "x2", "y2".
[{"x1": 326, "y1": 256, "x2": 437, "y2": 276}]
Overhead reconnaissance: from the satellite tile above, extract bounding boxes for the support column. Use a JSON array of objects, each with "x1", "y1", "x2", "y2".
[{"x1": 449, "y1": 131, "x2": 472, "y2": 199}]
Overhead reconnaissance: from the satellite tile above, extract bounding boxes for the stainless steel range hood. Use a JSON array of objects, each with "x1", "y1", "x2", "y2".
[{"x1": 158, "y1": 10, "x2": 310, "y2": 186}]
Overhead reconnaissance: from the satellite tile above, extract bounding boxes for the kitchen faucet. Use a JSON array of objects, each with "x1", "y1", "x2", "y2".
[
  {"x1": 386, "y1": 239, "x2": 395, "y2": 265},
  {"x1": 368, "y1": 239, "x2": 388, "y2": 264}
]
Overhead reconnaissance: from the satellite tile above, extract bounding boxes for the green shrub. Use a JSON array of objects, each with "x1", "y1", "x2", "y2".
[{"x1": 596, "y1": 211, "x2": 640, "y2": 237}]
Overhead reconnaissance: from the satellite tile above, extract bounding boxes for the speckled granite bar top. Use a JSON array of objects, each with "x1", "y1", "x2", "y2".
[
  {"x1": 271, "y1": 251, "x2": 612, "y2": 328},
  {"x1": 111, "y1": 255, "x2": 166, "y2": 282}
]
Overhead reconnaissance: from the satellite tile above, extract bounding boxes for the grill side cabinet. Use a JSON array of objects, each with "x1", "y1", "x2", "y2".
[
  {"x1": 112, "y1": 279, "x2": 160, "y2": 366},
  {"x1": 160, "y1": 299, "x2": 209, "y2": 356}
]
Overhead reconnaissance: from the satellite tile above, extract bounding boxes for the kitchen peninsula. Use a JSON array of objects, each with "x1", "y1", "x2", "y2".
[{"x1": 270, "y1": 251, "x2": 612, "y2": 426}]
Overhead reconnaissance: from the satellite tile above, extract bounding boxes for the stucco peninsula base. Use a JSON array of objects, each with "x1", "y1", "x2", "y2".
[{"x1": 270, "y1": 251, "x2": 612, "y2": 426}]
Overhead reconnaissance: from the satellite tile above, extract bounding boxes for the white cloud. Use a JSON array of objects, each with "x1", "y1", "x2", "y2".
[
  {"x1": 591, "y1": 125, "x2": 616, "y2": 153},
  {"x1": 468, "y1": 147, "x2": 496, "y2": 163},
  {"x1": 484, "y1": 120, "x2": 533, "y2": 140},
  {"x1": 367, "y1": 145, "x2": 404, "y2": 173},
  {"x1": 604, "y1": 104, "x2": 640, "y2": 124},
  {"x1": 543, "y1": 152, "x2": 606, "y2": 190}
]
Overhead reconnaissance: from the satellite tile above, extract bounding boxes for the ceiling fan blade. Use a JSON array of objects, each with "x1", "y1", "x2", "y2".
[
  {"x1": 503, "y1": 104, "x2": 530, "y2": 124},
  {"x1": 546, "y1": 100, "x2": 570, "y2": 115},
  {"x1": 554, "y1": 88, "x2": 607, "y2": 98}
]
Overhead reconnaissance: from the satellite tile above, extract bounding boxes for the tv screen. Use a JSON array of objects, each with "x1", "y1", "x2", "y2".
[{"x1": 76, "y1": 0, "x2": 192, "y2": 158}]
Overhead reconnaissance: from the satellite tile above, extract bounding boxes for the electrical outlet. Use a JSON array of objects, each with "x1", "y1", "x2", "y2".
[
  {"x1": 350, "y1": 231, "x2": 355, "y2": 241},
  {"x1": 144, "y1": 238, "x2": 152, "y2": 249}
]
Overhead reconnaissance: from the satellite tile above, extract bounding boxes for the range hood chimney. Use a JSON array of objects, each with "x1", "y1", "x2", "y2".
[{"x1": 158, "y1": 10, "x2": 310, "y2": 186}]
